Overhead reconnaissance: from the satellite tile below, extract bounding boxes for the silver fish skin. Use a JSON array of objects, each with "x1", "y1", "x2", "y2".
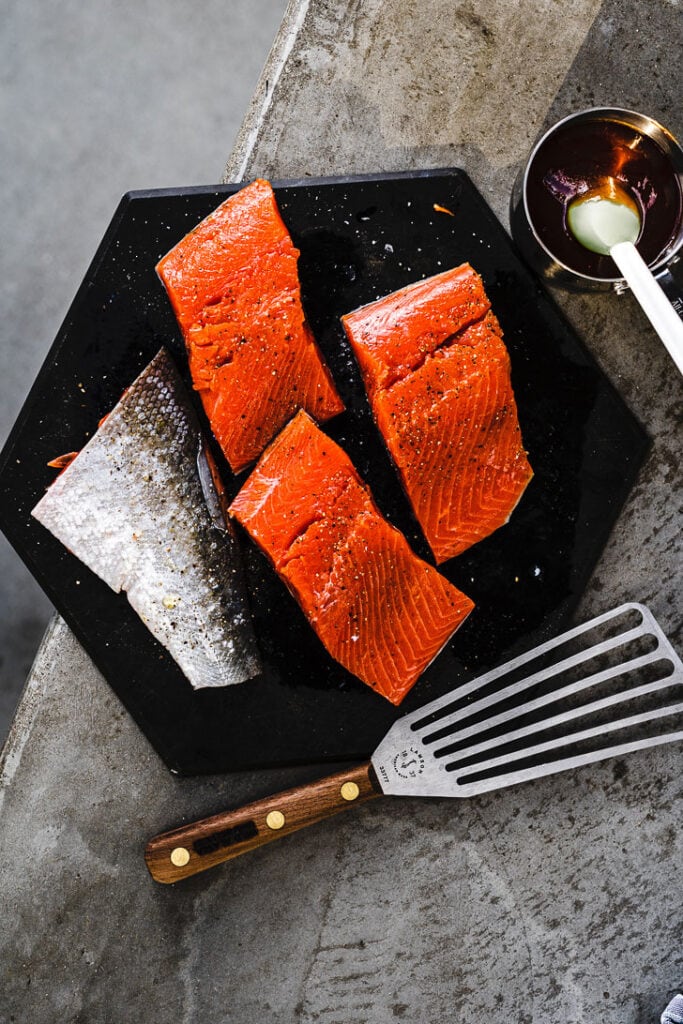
[{"x1": 32, "y1": 348, "x2": 261, "y2": 690}]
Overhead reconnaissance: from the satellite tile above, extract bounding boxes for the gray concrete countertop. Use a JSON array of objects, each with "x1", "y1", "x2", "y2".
[{"x1": 1, "y1": 1, "x2": 681, "y2": 1021}]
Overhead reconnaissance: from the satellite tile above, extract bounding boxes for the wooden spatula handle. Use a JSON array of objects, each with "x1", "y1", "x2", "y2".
[{"x1": 145, "y1": 761, "x2": 381, "y2": 883}]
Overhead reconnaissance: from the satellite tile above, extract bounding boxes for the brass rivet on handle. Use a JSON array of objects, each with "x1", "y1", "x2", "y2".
[
  {"x1": 341, "y1": 781, "x2": 360, "y2": 802},
  {"x1": 170, "y1": 847, "x2": 190, "y2": 867},
  {"x1": 266, "y1": 810, "x2": 285, "y2": 830}
]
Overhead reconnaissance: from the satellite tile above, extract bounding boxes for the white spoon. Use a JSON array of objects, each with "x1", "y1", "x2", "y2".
[{"x1": 567, "y1": 178, "x2": 683, "y2": 376}]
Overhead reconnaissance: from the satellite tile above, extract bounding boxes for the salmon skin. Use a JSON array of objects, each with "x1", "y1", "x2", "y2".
[
  {"x1": 230, "y1": 410, "x2": 474, "y2": 705},
  {"x1": 156, "y1": 179, "x2": 344, "y2": 474},
  {"x1": 32, "y1": 349, "x2": 261, "y2": 691},
  {"x1": 341, "y1": 264, "x2": 533, "y2": 563}
]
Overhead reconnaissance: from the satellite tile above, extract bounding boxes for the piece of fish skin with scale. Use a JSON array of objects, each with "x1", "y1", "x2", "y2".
[{"x1": 31, "y1": 348, "x2": 261, "y2": 690}]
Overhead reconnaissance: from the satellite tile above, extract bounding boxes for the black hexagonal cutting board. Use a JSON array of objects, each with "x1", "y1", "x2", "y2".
[{"x1": 0, "y1": 169, "x2": 650, "y2": 774}]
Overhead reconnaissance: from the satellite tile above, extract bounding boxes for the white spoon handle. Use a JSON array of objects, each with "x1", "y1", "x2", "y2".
[{"x1": 610, "y1": 240, "x2": 683, "y2": 377}]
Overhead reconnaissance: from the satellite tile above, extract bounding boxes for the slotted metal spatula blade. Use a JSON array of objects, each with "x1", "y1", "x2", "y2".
[
  {"x1": 146, "y1": 602, "x2": 682, "y2": 882},
  {"x1": 373, "y1": 602, "x2": 683, "y2": 797}
]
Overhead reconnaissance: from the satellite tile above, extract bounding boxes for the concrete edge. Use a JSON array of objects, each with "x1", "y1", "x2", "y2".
[
  {"x1": 0, "y1": 613, "x2": 63, "y2": 804},
  {"x1": 222, "y1": 0, "x2": 311, "y2": 182}
]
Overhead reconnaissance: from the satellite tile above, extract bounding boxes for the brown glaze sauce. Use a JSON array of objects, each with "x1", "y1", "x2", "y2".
[{"x1": 526, "y1": 119, "x2": 682, "y2": 278}]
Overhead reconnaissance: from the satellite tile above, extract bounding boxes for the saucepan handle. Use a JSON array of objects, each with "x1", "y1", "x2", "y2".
[
  {"x1": 654, "y1": 264, "x2": 683, "y2": 322},
  {"x1": 609, "y1": 243, "x2": 683, "y2": 376},
  {"x1": 144, "y1": 761, "x2": 381, "y2": 883}
]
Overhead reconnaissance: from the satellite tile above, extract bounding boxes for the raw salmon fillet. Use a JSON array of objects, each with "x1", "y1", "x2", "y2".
[
  {"x1": 229, "y1": 411, "x2": 474, "y2": 705},
  {"x1": 32, "y1": 349, "x2": 261, "y2": 690},
  {"x1": 342, "y1": 264, "x2": 533, "y2": 563},
  {"x1": 156, "y1": 179, "x2": 344, "y2": 473}
]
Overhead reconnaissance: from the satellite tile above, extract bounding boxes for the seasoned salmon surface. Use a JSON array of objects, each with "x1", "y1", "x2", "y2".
[
  {"x1": 32, "y1": 349, "x2": 261, "y2": 690},
  {"x1": 342, "y1": 264, "x2": 533, "y2": 563},
  {"x1": 230, "y1": 411, "x2": 474, "y2": 705},
  {"x1": 156, "y1": 179, "x2": 344, "y2": 473}
]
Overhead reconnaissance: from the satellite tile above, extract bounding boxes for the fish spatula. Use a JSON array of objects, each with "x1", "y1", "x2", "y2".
[{"x1": 145, "y1": 602, "x2": 683, "y2": 883}]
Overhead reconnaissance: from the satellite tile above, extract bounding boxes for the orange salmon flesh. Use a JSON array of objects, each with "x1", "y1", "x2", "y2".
[
  {"x1": 156, "y1": 179, "x2": 344, "y2": 473},
  {"x1": 342, "y1": 264, "x2": 533, "y2": 563},
  {"x1": 229, "y1": 411, "x2": 474, "y2": 704}
]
